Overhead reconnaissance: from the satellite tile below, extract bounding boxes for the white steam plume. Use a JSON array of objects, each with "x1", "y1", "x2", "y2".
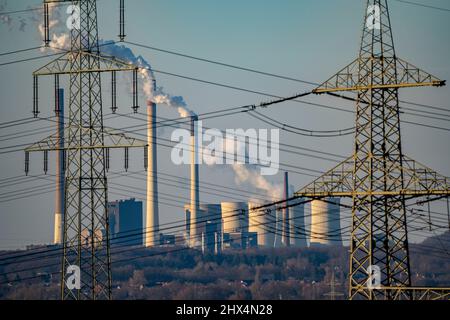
[
  {"x1": 37, "y1": 3, "x2": 68, "y2": 52},
  {"x1": 99, "y1": 40, "x2": 195, "y2": 118},
  {"x1": 27, "y1": 7, "x2": 193, "y2": 118},
  {"x1": 232, "y1": 164, "x2": 283, "y2": 202}
]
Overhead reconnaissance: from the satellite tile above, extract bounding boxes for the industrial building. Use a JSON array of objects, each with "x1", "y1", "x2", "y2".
[
  {"x1": 185, "y1": 203, "x2": 222, "y2": 253},
  {"x1": 199, "y1": 204, "x2": 222, "y2": 253},
  {"x1": 182, "y1": 198, "x2": 312, "y2": 251},
  {"x1": 108, "y1": 198, "x2": 143, "y2": 246},
  {"x1": 289, "y1": 201, "x2": 307, "y2": 247}
]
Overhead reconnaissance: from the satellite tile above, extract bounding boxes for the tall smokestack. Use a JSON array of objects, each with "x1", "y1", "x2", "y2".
[
  {"x1": 282, "y1": 172, "x2": 290, "y2": 247},
  {"x1": 145, "y1": 87, "x2": 160, "y2": 247},
  {"x1": 189, "y1": 115, "x2": 200, "y2": 247},
  {"x1": 53, "y1": 88, "x2": 64, "y2": 244}
]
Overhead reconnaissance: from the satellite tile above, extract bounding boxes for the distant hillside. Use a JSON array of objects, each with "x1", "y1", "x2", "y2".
[{"x1": 0, "y1": 237, "x2": 449, "y2": 300}]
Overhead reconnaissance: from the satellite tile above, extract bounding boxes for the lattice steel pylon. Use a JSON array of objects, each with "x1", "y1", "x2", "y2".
[
  {"x1": 295, "y1": 0, "x2": 449, "y2": 300},
  {"x1": 27, "y1": 0, "x2": 146, "y2": 300}
]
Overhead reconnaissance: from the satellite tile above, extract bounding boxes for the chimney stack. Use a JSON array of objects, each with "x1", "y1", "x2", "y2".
[
  {"x1": 189, "y1": 115, "x2": 200, "y2": 247},
  {"x1": 282, "y1": 171, "x2": 290, "y2": 247},
  {"x1": 53, "y1": 89, "x2": 64, "y2": 244},
  {"x1": 145, "y1": 95, "x2": 160, "y2": 247}
]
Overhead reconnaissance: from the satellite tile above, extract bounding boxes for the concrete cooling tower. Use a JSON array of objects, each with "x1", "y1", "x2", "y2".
[
  {"x1": 310, "y1": 198, "x2": 342, "y2": 246},
  {"x1": 248, "y1": 202, "x2": 276, "y2": 248},
  {"x1": 221, "y1": 202, "x2": 248, "y2": 234}
]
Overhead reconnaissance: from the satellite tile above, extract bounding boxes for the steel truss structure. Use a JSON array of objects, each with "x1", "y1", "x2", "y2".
[
  {"x1": 27, "y1": 0, "x2": 145, "y2": 300},
  {"x1": 295, "y1": 0, "x2": 449, "y2": 300}
]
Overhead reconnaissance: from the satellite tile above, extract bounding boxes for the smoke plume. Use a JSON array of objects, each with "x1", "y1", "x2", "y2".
[
  {"x1": 20, "y1": 3, "x2": 194, "y2": 118},
  {"x1": 232, "y1": 164, "x2": 283, "y2": 201},
  {"x1": 99, "y1": 40, "x2": 194, "y2": 118}
]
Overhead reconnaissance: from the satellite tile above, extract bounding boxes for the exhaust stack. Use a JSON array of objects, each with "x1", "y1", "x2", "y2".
[
  {"x1": 53, "y1": 89, "x2": 64, "y2": 244},
  {"x1": 145, "y1": 93, "x2": 160, "y2": 247},
  {"x1": 282, "y1": 172, "x2": 290, "y2": 247},
  {"x1": 189, "y1": 115, "x2": 200, "y2": 247}
]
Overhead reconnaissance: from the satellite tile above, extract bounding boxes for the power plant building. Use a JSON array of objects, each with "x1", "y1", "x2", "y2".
[
  {"x1": 289, "y1": 200, "x2": 307, "y2": 247},
  {"x1": 108, "y1": 198, "x2": 143, "y2": 246},
  {"x1": 185, "y1": 203, "x2": 223, "y2": 252}
]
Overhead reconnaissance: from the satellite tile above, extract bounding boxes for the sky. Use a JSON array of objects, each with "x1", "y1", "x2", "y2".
[{"x1": 0, "y1": 0, "x2": 449, "y2": 249}]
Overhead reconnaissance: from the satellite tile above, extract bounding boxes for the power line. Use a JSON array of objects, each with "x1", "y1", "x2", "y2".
[
  {"x1": 0, "y1": 51, "x2": 64, "y2": 67},
  {"x1": 124, "y1": 40, "x2": 450, "y2": 116},
  {"x1": 124, "y1": 40, "x2": 318, "y2": 86},
  {"x1": 392, "y1": 0, "x2": 450, "y2": 12},
  {"x1": 34, "y1": 111, "x2": 347, "y2": 167},
  {"x1": 0, "y1": 186, "x2": 446, "y2": 266},
  {"x1": 0, "y1": 46, "x2": 43, "y2": 57},
  {"x1": 0, "y1": 7, "x2": 42, "y2": 15},
  {"x1": 249, "y1": 111, "x2": 355, "y2": 137},
  {"x1": 0, "y1": 1, "x2": 82, "y2": 16},
  {"x1": 0, "y1": 208, "x2": 446, "y2": 285},
  {"x1": 1, "y1": 198, "x2": 445, "y2": 279},
  {"x1": 0, "y1": 198, "x2": 316, "y2": 271}
]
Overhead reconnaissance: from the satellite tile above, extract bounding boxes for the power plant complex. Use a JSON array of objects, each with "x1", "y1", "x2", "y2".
[
  {"x1": 14, "y1": 0, "x2": 446, "y2": 301},
  {"x1": 51, "y1": 99, "x2": 343, "y2": 252}
]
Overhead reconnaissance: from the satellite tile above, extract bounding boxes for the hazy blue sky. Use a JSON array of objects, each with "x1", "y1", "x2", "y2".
[{"x1": 1, "y1": 0, "x2": 449, "y2": 249}]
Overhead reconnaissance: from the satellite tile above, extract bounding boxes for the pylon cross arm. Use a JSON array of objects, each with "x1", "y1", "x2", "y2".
[
  {"x1": 294, "y1": 156, "x2": 354, "y2": 197},
  {"x1": 33, "y1": 51, "x2": 137, "y2": 77},
  {"x1": 25, "y1": 126, "x2": 147, "y2": 152},
  {"x1": 312, "y1": 57, "x2": 445, "y2": 94},
  {"x1": 294, "y1": 155, "x2": 450, "y2": 198}
]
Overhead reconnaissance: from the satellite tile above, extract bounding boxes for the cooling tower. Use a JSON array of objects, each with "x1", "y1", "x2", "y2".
[
  {"x1": 145, "y1": 98, "x2": 160, "y2": 247},
  {"x1": 248, "y1": 202, "x2": 276, "y2": 247},
  {"x1": 189, "y1": 115, "x2": 201, "y2": 247},
  {"x1": 53, "y1": 88, "x2": 64, "y2": 244},
  {"x1": 221, "y1": 202, "x2": 248, "y2": 234},
  {"x1": 310, "y1": 198, "x2": 341, "y2": 246},
  {"x1": 289, "y1": 200, "x2": 307, "y2": 247}
]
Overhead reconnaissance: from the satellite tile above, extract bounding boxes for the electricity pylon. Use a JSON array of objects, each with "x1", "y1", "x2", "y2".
[
  {"x1": 295, "y1": 0, "x2": 450, "y2": 300},
  {"x1": 323, "y1": 267, "x2": 344, "y2": 300},
  {"x1": 26, "y1": 0, "x2": 146, "y2": 300}
]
